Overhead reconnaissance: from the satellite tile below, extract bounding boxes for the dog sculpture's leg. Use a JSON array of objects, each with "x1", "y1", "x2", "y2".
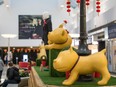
[
  {"x1": 98, "y1": 67, "x2": 111, "y2": 85},
  {"x1": 63, "y1": 71, "x2": 79, "y2": 85}
]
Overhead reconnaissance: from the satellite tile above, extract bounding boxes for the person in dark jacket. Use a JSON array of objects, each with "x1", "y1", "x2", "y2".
[{"x1": 0, "y1": 62, "x2": 21, "y2": 87}]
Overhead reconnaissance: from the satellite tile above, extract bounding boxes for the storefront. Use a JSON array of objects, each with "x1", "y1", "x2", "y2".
[
  {"x1": 107, "y1": 23, "x2": 116, "y2": 73},
  {"x1": 88, "y1": 29, "x2": 105, "y2": 54}
]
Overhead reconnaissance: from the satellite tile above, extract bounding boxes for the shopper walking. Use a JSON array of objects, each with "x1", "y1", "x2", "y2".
[{"x1": 0, "y1": 57, "x2": 4, "y2": 83}]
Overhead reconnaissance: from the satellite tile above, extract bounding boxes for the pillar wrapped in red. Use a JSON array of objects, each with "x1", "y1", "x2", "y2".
[
  {"x1": 28, "y1": 65, "x2": 31, "y2": 70},
  {"x1": 95, "y1": 72, "x2": 100, "y2": 78},
  {"x1": 65, "y1": 71, "x2": 70, "y2": 79},
  {"x1": 41, "y1": 60, "x2": 46, "y2": 66}
]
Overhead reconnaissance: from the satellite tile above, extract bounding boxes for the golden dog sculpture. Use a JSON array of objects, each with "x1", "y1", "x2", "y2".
[
  {"x1": 44, "y1": 24, "x2": 72, "y2": 50},
  {"x1": 38, "y1": 44, "x2": 47, "y2": 59},
  {"x1": 53, "y1": 47, "x2": 111, "y2": 86}
]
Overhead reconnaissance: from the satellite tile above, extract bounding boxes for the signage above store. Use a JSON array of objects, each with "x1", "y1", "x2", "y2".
[
  {"x1": 93, "y1": 32, "x2": 104, "y2": 41},
  {"x1": 108, "y1": 24, "x2": 116, "y2": 39}
]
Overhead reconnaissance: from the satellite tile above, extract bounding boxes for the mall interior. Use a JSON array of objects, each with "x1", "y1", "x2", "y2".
[{"x1": 0, "y1": 0, "x2": 116, "y2": 87}]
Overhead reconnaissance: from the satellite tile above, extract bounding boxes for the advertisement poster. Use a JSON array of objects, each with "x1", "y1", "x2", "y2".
[{"x1": 19, "y1": 15, "x2": 43, "y2": 39}]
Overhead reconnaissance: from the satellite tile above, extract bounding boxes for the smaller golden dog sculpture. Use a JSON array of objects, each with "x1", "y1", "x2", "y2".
[
  {"x1": 53, "y1": 47, "x2": 111, "y2": 86},
  {"x1": 44, "y1": 24, "x2": 72, "y2": 50},
  {"x1": 38, "y1": 44, "x2": 47, "y2": 59}
]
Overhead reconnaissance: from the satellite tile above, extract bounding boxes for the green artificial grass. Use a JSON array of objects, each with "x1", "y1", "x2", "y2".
[{"x1": 34, "y1": 66, "x2": 116, "y2": 87}]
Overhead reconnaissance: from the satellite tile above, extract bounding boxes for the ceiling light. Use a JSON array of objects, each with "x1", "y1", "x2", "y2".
[
  {"x1": 60, "y1": 5, "x2": 64, "y2": 8},
  {"x1": 6, "y1": 4, "x2": 9, "y2": 7}
]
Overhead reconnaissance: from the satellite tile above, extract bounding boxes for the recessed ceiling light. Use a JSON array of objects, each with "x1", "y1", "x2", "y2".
[
  {"x1": 6, "y1": 4, "x2": 9, "y2": 7},
  {"x1": 60, "y1": 5, "x2": 64, "y2": 8}
]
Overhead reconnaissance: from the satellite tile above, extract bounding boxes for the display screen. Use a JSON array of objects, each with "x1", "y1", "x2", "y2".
[{"x1": 23, "y1": 54, "x2": 28, "y2": 62}]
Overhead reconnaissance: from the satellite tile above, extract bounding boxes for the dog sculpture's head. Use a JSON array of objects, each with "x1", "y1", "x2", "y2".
[
  {"x1": 48, "y1": 24, "x2": 68, "y2": 44},
  {"x1": 53, "y1": 47, "x2": 78, "y2": 72}
]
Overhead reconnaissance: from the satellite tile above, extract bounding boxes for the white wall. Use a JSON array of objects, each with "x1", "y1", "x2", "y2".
[
  {"x1": 86, "y1": 0, "x2": 116, "y2": 31},
  {"x1": 0, "y1": 0, "x2": 73, "y2": 47},
  {"x1": 1, "y1": 0, "x2": 116, "y2": 47}
]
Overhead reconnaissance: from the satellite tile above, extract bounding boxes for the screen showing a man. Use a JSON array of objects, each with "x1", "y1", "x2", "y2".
[{"x1": 23, "y1": 55, "x2": 28, "y2": 62}]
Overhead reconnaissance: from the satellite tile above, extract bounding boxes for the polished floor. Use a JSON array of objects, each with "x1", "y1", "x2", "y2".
[
  {"x1": 1, "y1": 66, "x2": 116, "y2": 87},
  {"x1": 1, "y1": 66, "x2": 8, "y2": 84}
]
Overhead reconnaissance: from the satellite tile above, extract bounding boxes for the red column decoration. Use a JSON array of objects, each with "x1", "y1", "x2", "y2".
[
  {"x1": 66, "y1": 0, "x2": 71, "y2": 15},
  {"x1": 96, "y1": 0, "x2": 100, "y2": 15}
]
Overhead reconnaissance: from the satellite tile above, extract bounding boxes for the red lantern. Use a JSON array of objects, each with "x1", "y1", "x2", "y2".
[
  {"x1": 96, "y1": 6, "x2": 100, "y2": 8},
  {"x1": 67, "y1": 6, "x2": 70, "y2": 8},
  {"x1": 96, "y1": 0, "x2": 101, "y2": 15},
  {"x1": 86, "y1": 2, "x2": 89, "y2": 5},
  {"x1": 64, "y1": 20, "x2": 68, "y2": 24},
  {"x1": 67, "y1": 9, "x2": 71, "y2": 12},
  {"x1": 76, "y1": 0, "x2": 80, "y2": 3},
  {"x1": 96, "y1": 9, "x2": 100, "y2": 12},
  {"x1": 86, "y1": 0, "x2": 90, "y2": 8},
  {"x1": 66, "y1": 0, "x2": 71, "y2": 15},
  {"x1": 76, "y1": 0, "x2": 80, "y2": 7},
  {"x1": 96, "y1": 2, "x2": 100, "y2": 5}
]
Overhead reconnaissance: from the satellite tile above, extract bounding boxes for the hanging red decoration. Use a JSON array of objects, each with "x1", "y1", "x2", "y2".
[
  {"x1": 86, "y1": 2, "x2": 89, "y2": 5},
  {"x1": 66, "y1": 1, "x2": 70, "y2": 4},
  {"x1": 96, "y1": 0, "x2": 100, "y2": 4},
  {"x1": 65, "y1": 0, "x2": 102, "y2": 16},
  {"x1": 63, "y1": 20, "x2": 68, "y2": 24},
  {"x1": 66, "y1": 0, "x2": 71, "y2": 15},
  {"x1": 86, "y1": 0, "x2": 90, "y2": 8},
  {"x1": 76, "y1": 0, "x2": 80, "y2": 3},
  {"x1": 96, "y1": 6, "x2": 100, "y2": 8},
  {"x1": 96, "y1": 0, "x2": 101, "y2": 16},
  {"x1": 96, "y1": 10, "x2": 100, "y2": 12},
  {"x1": 67, "y1": 6, "x2": 70, "y2": 8},
  {"x1": 67, "y1": 9, "x2": 71, "y2": 12},
  {"x1": 76, "y1": 0, "x2": 80, "y2": 7}
]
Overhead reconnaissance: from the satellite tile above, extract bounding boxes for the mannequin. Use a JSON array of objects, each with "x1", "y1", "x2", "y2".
[
  {"x1": 42, "y1": 12, "x2": 52, "y2": 45},
  {"x1": 42, "y1": 12, "x2": 52, "y2": 66}
]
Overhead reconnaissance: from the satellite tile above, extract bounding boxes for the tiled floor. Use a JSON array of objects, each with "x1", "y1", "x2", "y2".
[{"x1": 1, "y1": 66, "x2": 116, "y2": 87}]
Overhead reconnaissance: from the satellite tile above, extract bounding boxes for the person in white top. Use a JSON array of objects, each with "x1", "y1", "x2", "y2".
[{"x1": 4, "y1": 51, "x2": 12, "y2": 66}]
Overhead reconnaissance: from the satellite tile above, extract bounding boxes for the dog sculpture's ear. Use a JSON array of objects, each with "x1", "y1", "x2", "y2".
[
  {"x1": 61, "y1": 30, "x2": 67, "y2": 36},
  {"x1": 59, "y1": 24, "x2": 63, "y2": 28}
]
